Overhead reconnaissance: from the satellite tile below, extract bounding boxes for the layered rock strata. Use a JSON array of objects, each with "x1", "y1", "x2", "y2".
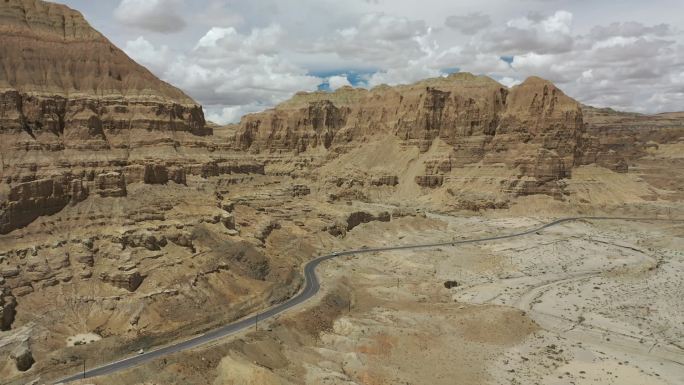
[
  {"x1": 0, "y1": 0, "x2": 220, "y2": 233},
  {"x1": 234, "y1": 74, "x2": 593, "y2": 196},
  {"x1": 0, "y1": 0, "x2": 209, "y2": 138}
]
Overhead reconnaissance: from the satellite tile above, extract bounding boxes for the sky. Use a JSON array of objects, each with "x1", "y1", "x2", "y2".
[{"x1": 52, "y1": 0, "x2": 684, "y2": 124}]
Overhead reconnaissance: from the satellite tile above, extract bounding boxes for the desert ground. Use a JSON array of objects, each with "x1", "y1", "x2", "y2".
[
  {"x1": 45, "y1": 205, "x2": 682, "y2": 385},
  {"x1": 3, "y1": 138, "x2": 683, "y2": 385}
]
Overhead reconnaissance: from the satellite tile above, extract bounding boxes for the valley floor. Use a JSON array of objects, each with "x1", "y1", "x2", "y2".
[{"x1": 61, "y1": 213, "x2": 683, "y2": 385}]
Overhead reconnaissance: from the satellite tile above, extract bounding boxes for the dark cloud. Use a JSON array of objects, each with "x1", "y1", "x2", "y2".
[
  {"x1": 114, "y1": 0, "x2": 186, "y2": 33},
  {"x1": 590, "y1": 21, "x2": 672, "y2": 40},
  {"x1": 484, "y1": 11, "x2": 575, "y2": 55},
  {"x1": 444, "y1": 12, "x2": 491, "y2": 35}
]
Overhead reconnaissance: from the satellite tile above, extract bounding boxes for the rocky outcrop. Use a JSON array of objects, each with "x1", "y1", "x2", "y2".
[
  {"x1": 370, "y1": 175, "x2": 399, "y2": 187},
  {"x1": 574, "y1": 106, "x2": 684, "y2": 173},
  {"x1": 118, "y1": 232, "x2": 167, "y2": 251},
  {"x1": 10, "y1": 341, "x2": 34, "y2": 371},
  {"x1": 221, "y1": 213, "x2": 236, "y2": 230},
  {"x1": 236, "y1": 99, "x2": 350, "y2": 152},
  {"x1": 0, "y1": 174, "x2": 88, "y2": 234},
  {"x1": 168, "y1": 166, "x2": 187, "y2": 185},
  {"x1": 166, "y1": 231, "x2": 195, "y2": 252},
  {"x1": 144, "y1": 164, "x2": 170, "y2": 185},
  {"x1": 123, "y1": 164, "x2": 173, "y2": 185},
  {"x1": 255, "y1": 220, "x2": 281, "y2": 244},
  {"x1": 186, "y1": 161, "x2": 265, "y2": 178},
  {"x1": 0, "y1": 170, "x2": 129, "y2": 233},
  {"x1": 1, "y1": 288, "x2": 17, "y2": 330},
  {"x1": 446, "y1": 194, "x2": 510, "y2": 212},
  {"x1": 100, "y1": 270, "x2": 144, "y2": 292},
  {"x1": 95, "y1": 172, "x2": 126, "y2": 197},
  {"x1": 415, "y1": 175, "x2": 444, "y2": 188},
  {"x1": 325, "y1": 210, "x2": 392, "y2": 237},
  {"x1": 290, "y1": 184, "x2": 311, "y2": 197},
  {"x1": 0, "y1": 177, "x2": 72, "y2": 234},
  {"x1": 346, "y1": 211, "x2": 391, "y2": 232}
]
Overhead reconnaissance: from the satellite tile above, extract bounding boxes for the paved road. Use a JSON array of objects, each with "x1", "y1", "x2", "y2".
[{"x1": 54, "y1": 216, "x2": 679, "y2": 383}]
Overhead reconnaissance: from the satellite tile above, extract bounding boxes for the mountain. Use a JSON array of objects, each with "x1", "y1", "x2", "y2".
[
  {"x1": 233, "y1": 73, "x2": 636, "y2": 198},
  {"x1": 0, "y1": 0, "x2": 219, "y2": 234},
  {"x1": 0, "y1": 0, "x2": 208, "y2": 138}
]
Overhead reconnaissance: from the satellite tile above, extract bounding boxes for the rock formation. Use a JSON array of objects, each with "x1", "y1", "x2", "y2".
[
  {"x1": 10, "y1": 341, "x2": 34, "y2": 371},
  {"x1": 234, "y1": 73, "x2": 589, "y2": 196},
  {"x1": 100, "y1": 271, "x2": 145, "y2": 292},
  {"x1": 1, "y1": 288, "x2": 17, "y2": 330}
]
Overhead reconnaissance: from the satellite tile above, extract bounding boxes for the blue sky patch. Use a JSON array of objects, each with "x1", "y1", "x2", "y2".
[
  {"x1": 500, "y1": 56, "x2": 514, "y2": 65},
  {"x1": 311, "y1": 69, "x2": 377, "y2": 91}
]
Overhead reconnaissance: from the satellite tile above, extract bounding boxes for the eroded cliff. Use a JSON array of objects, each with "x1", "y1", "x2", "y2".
[{"x1": 234, "y1": 73, "x2": 595, "y2": 196}]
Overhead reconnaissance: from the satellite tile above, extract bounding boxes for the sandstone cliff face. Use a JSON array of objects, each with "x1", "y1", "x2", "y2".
[
  {"x1": 0, "y1": 0, "x2": 219, "y2": 234},
  {"x1": 235, "y1": 73, "x2": 586, "y2": 196},
  {"x1": 578, "y1": 106, "x2": 684, "y2": 172},
  {"x1": 0, "y1": 176, "x2": 76, "y2": 234}
]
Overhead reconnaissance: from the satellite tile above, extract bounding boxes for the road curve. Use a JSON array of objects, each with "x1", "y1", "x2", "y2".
[{"x1": 54, "y1": 216, "x2": 680, "y2": 383}]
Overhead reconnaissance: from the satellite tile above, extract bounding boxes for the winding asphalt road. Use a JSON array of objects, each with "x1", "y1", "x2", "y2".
[{"x1": 54, "y1": 216, "x2": 680, "y2": 383}]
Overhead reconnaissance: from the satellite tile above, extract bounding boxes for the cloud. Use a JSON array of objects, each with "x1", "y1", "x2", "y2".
[
  {"x1": 589, "y1": 21, "x2": 672, "y2": 40},
  {"x1": 484, "y1": 10, "x2": 574, "y2": 54},
  {"x1": 195, "y1": 24, "x2": 283, "y2": 55},
  {"x1": 367, "y1": 64, "x2": 442, "y2": 87},
  {"x1": 205, "y1": 104, "x2": 265, "y2": 125},
  {"x1": 113, "y1": 1, "x2": 684, "y2": 121},
  {"x1": 114, "y1": 0, "x2": 186, "y2": 33},
  {"x1": 317, "y1": 13, "x2": 430, "y2": 68},
  {"x1": 444, "y1": 12, "x2": 491, "y2": 35},
  {"x1": 504, "y1": 19, "x2": 684, "y2": 113},
  {"x1": 498, "y1": 76, "x2": 522, "y2": 88},
  {"x1": 434, "y1": 47, "x2": 511, "y2": 76},
  {"x1": 123, "y1": 24, "x2": 322, "y2": 123},
  {"x1": 124, "y1": 36, "x2": 171, "y2": 74},
  {"x1": 328, "y1": 75, "x2": 352, "y2": 90},
  {"x1": 365, "y1": 28, "x2": 445, "y2": 87}
]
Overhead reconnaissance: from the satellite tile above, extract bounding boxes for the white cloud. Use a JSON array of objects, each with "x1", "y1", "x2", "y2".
[
  {"x1": 205, "y1": 104, "x2": 265, "y2": 124},
  {"x1": 499, "y1": 77, "x2": 521, "y2": 88},
  {"x1": 124, "y1": 36, "x2": 171, "y2": 74},
  {"x1": 114, "y1": 0, "x2": 186, "y2": 33},
  {"x1": 126, "y1": 25, "x2": 321, "y2": 123},
  {"x1": 328, "y1": 75, "x2": 352, "y2": 90},
  {"x1": 196, "y1": 25, "x2": 283, "y2": 55},
  {"x1": 541, "y1": 10, "x2": 572, "y2": 34}
]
